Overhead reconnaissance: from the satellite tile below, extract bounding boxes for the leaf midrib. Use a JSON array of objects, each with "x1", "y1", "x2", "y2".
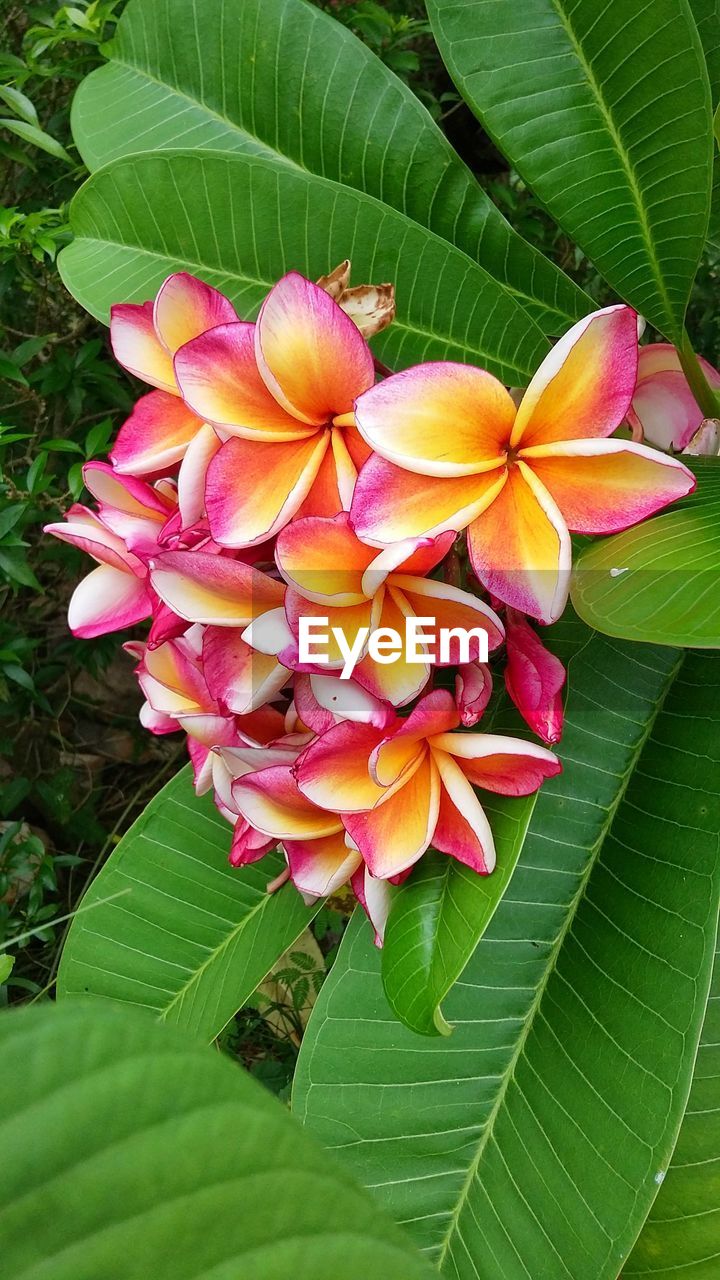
[
  {"x1": 434, "y1": 644, "x2": 684, "y2": 1269},
  {"x1": 547, "y1": 0, "x2": 678, "y2": 334}
]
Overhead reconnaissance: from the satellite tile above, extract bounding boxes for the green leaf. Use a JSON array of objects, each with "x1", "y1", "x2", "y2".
[
  {"x1": 0, "y1": 1002, "x2": 436, "y2": 1280},
  {"x1": 382, "y1": 795, "x2": 536, "y2": 1036},
  {"x1": 0, "y1": 953, "x2": 13, "y2": 984},
  {"x1": 69, "y1": 0, "x2": 589, "y2": 334},
  {"x1": 57, "y1": 766, "x2": 318, "y2": 1042},
  {"x1": 691, "y1": 0, "x2": 720, "y2": 106},
  {"x1": 58, "y1": 149, "x2": 550, "y2": 384},
  {"x1": 571, "y1": 458, "x2": 720, "y2": 648},
  {"x1": 0, "y1": 83, "x2": 38, "y2": 126},
  {"x1": 0, "y1": 117, "x2": 71, "y2": 162},
  {"x1": 426, "y1": 0, "x2": 713, "y2": 341},
  {"x1": 625, "y1": 930, "x2": 720, "y2": 1277},
  {"x1": 294, "y1": 633, "x2": 720, "y2": 1278}
]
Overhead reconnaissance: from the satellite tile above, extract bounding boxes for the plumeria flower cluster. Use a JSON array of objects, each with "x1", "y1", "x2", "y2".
[{"x1": 46, "y1": 265, "x2": 695, "y2": 942}]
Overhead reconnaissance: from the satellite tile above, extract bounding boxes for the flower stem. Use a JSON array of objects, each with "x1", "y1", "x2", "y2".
[{"x1": 678, "y1": 330, "x2": 720, "y2": 419}]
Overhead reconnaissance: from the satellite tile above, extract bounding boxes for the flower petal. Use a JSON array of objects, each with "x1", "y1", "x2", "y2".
[
  {"x1": 352, "y1": 588, "x2": 431, "y2": 708},
  {"x1": 343, "y1": 752, "x2": 440, "y2": 878},
  {"x1": 466, "y1": 462, "x2": 571, "y2": 624},
  {"x1": 455, "y1": 661, "x2": 493, "y2": 727},
  {"x1": 295, "y1": 720, "x2": 389, "y2": 812},
  {"x1": 206, "y1": 432, "x2": 330, "y2": 547},
  {"x1": 430, "y1": 731, "x2": 561, "y2": 795},
  {"x1": 351, "y1": 865, "x2": 395, "y2": 947},
  {"x1": 149, "y1": 549, "x2": 284, "y2": 625},
  {"x1": 390, "y1": 574, "x2": 505, "y2": 660},
  {"x1": 153, "y1": 272, "x2": 238, "y2": 354},
  {"x1": 351, "y1": 454, "x2": 507, "y2": 544},
  {"x1": 110, "y1": 301, "x2": 176, "y2": 392},
  {"x1": 276, "y1": 512, "x2": 375, "y2": 605},
  {"x1": 285, "y1": 832, "x2": 361, "y2": 898},
  {"x1": 431, "y1": 750, "x2": 495, "y2": 873},
  {"x1": 284, "y1": 590, "x2": 378, "y2": 670},
  {"x1": 631, "y1": 343, "x2": 720, "y2": 451},
  {"x1": 174, "y1": 321, "x2": 314, "y2": 440},
  {"x1": 177, "y1": 422, "x2": 222, "y2": 526},
  {"x1": 111, "y1": 390, "x2": 203, "y2": 476},
  {"x1": 512, "y1": 305, "x2": 639, "y2": 449},
  {"x1": 354, "y1": 362, "x2": 514, "y2": 475},
  {"x1": 255, "y1": 273, "x2": 374, "y2": 425},
  {"x1": 202, "y1": 626, "x2": 288, "y2": 715},
  {"x1": 68, "y1": 564, "x2": 152, "y2": 638},
  {"x1": 370, "y1": 688, "x2": 457, "y2": 787},
  {"x1": 521, "y1": 438, "x2": 696, "y2": 533},
  {"x1": 504, "y1": 610, "x2": 566, "y2": 745},
  {"x1": 232, "y1": 764, "x2": 343, "y2": 840}
]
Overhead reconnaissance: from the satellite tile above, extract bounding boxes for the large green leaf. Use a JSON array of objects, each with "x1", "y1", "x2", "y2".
[
  {"x1": 294, "y1": 635, "x2": 720, "y2": 1279},
  {"x1": 692, "y1": 0, "x2": 720, "y2": 105},
  {"x1": 426, "y1": 0, "x2": 713, "y2": 340},
  {"x1": 382, "y1": 795, "x2": 536, "y2": 1036},
  {"x1": 625, "y1": 932, "x2": 720, "y2": 1277},
  {"x1": 0, "y1": 1003, "x2": 436, "y2": 1280},
  {"x1": 58, "y1": 148, "x2": 550, "y2": 383},
  {"x1": 57, "y1": 766, "x2": 317, "y2": 1042},
  {"x1": 69, "y1": 0, "x2": 589, "y2": 334},
  {"x1": 571, "y1": 459, "x2": 720, "y2": 648}
]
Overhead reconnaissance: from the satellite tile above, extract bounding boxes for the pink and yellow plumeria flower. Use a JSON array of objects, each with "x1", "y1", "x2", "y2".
[
  {"x1": 351, "y1": 306, "x2": 695, "y2": 623},
  {"x1": 173, "y1": 273, "x2": 376, "y2": 547},
  {"x1": 272, "y1": 512, "x2": 504, "y2": 705},
  {"x1": 44, "y1": 465, "x2": 177, "y2": 637},
  {"x1": 627, "y1": 343, "x2": 720, "y2": 452},
  {"x1": 294, "y1": 689, "x2": 561, "y2": 878},
  {"x1": 110, "y1": 272, "x2": 238, "y2": 477}
]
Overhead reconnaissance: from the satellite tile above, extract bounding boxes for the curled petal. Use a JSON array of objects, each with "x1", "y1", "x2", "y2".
[
  {"x1": 45, "y1": 513, "x2": 140, "y2": 574},
  {"x1": 355, "y1": 362, "x2": 514, "y2": 476},
  {"x1": 110, "y1": 300, "x2": 176, "y2": 392},
  {"x1": 512, "y1": 305, "x2": 639, "y2": 449},
  {"x1": 276, "y1": 512, "x2": 375, "y2": 605},
  {"x1": 431, "y1": 750, "x2": 495, "y2": 873},
  {"x1": 233, "y1": 764, "x2": 343, "y2": 840},
  {"x1": 153, "y1": 272, "x2": 238, "y2": 355},
  {"x1": 149, "y1": 549, "x2": 284, "y2": 625},
  {"x1": 284, "y1": 832, "x2": 362, "y2": 898},
  {"x1": 68, "y1": 564, "x2": 152, "y2": 638},
  {"x1": 295, "y1": 720, "x2": 389, "y2": 813},
  {"x1": 229, "y1": 818, "x2": 276, "y2": 868},
  {"x1": 370, "y1": 688, "x2": 458, "y2": 787},
  {"x1": 351, "y1": 864, "x2": 395, "y2": 947},
  {"x1": 255, "y1": 273, "x2": 374, "y2": 425},
  {"x1": 177, "y1": 422, "x2": 222, "y2": 527},
  {"x1": 390, "y1": 574, "x2": 505, "y2": 659}
]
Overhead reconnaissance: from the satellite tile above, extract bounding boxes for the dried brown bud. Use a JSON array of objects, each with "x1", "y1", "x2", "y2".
[{"x1": 317, "y1": 260, "x2": 396, "y2": 339}]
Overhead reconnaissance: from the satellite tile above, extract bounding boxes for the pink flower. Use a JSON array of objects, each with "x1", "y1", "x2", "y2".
[
  {"x1": 503, "y1": 609, "x2": 566, "y2": 745},
  {"x1": 627, "y1": 343, "x2": 720, "y2": 451}
]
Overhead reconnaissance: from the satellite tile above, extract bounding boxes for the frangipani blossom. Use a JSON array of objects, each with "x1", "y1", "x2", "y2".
[
  {"x1": 174, "y1": 273, "x2": 376, "y2": 547},
  {"x1": 272, "y1": 513, "x2": 503, "y2": 705},
  {"x1": 110, "y1": 273, "x2": 239, "y2": 476},
  {"x1": 627, "y1": 343, "x2": 720, "y2": 452},
  {"x1": 294, "y1": 690, "x2": 560, "y2": 879},
  {"x1": 351, "y1": 307, "x2": 695, "y2": 623}
]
